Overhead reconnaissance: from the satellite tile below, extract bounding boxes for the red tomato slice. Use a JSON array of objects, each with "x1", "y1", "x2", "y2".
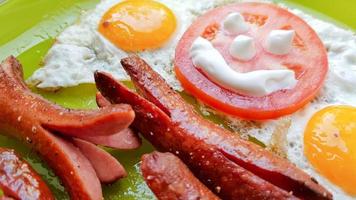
[{"x1": 174, "y1": 2, "x2": 328, "y2": 120}]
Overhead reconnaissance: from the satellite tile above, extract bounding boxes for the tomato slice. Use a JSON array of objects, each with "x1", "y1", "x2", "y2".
[{"x1": 174, "y1": 2, "x2": 328, "y2": 120}]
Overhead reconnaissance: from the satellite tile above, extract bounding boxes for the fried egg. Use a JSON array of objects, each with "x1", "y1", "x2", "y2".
[
  {"x1": 27, "y1": 0, "x2": 237, "y2": 89},
  {"x1": 304, "y1": 105, "x2": 356, "y2": 196},
  {"x1": 27, "y1": 0, "x2": 356, "y2": 199}
]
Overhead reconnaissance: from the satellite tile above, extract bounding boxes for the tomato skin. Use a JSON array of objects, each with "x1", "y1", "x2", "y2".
[{"x1": 174, "y1": 2, "x2": 328, "y2": 120}]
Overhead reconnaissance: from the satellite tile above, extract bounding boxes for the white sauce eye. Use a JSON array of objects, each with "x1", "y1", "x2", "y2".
[
  {"x1": 265, "y1": 30, "x2": 295, "y2": 55},
  {"x1": 223, "y1": 12, "x2": 249, "y2": 35},
  {"x1": 229, "y1": 35, "x2": 256, "y2": 61}
]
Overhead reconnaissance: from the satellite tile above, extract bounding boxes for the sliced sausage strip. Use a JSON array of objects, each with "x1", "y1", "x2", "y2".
[
  {"x1": 88, "y1": 92, "x2": 141, "y2": 150},
  {"x1": 79, "y1": 128, "x2": 141, "y2": 150},
  {"x1": 0, "y1": 56, "x2": 138, "y2": 199},
  {"x1": 43, "y1": 133, "x2": 102, "y2": 200},
  {"x1": 41, "y1": 104, "x2": 134, "y2": 138},
  {"x1": 141, "y1": 151, "x2": 220, "y2": 200},
  {"x1": 2, "y1": 56, "x2": 134, "y2": 139},
  {"x1": 0, "y1": 58, "x2": 102, "y2": 199},
  {"x1": 72, "y1": 139, "x2": 127, "y2": 183}
]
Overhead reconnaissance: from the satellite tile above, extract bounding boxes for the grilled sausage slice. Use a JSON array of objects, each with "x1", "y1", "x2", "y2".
[
  {"x1": 0, "y1": 56, "x2": 139, "y2": 199},
  {"x1": 95, "y1": 55, "x2": 332, "y2": 200},
  {"x1": 141, "y1": 151, "x2": 220, "y2": 200}
]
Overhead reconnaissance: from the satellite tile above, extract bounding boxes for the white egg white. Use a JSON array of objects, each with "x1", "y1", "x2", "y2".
[
  {"x1": 27, "y1": 0, "x2": 239, "y2": 89},
  {"x1": 27, "y1": 0, "x2": 356, "y2": 199}
]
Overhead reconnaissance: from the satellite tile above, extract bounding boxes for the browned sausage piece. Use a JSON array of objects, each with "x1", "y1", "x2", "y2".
[
  {"x1": 0, "y1": 57, "x2": 103, "y2": 199},
  {"x1": 95, "y1": 55, "x2": 332, "y2": 200},
  {"x1": 0, "y1": 148, "x2": 54, "y2": 200},
  {"x1": 95, "y1": 72, "x2": 297, "y2": 200},
  {"x1": 1, "y1": 56, "x2": 135, "y2": 138},
  {"x1": 0, "y1": 56, "x2": 139, "y2": 199},
  {"x1": 141, "y1": 151, "x2": 220, "y2": 200}
]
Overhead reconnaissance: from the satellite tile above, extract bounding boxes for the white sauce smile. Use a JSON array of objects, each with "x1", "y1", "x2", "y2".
[
  {"x1": 229, "y1": 35, "x2": 256, "y2": 61},
  {"x1": 190, "y1": 37, "x2": 297, "y2": 96},
  {"x1": 223, "y1": 12, "x2": 249, "y2": 35},
  {"x1": 265, "y1": 30, "x2": 295, "y2": 55}
]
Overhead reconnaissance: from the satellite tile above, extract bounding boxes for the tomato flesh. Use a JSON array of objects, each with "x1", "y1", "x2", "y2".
[{"x1": 174, "y1": 2, "x2": 328, "y2": 120}]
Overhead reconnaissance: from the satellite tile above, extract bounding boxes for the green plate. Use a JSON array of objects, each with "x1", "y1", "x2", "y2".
[{"x1": 0, "y1": 0, "x2": 355, "y2": 199}]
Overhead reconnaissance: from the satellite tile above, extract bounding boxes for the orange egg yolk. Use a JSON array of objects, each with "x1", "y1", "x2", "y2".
[
  {"x1": 98, "y1": 0, "x2": 176, "y2": 52},
  {"x1": 304, "y1": 105, "x2": 356, "y2": 195}
]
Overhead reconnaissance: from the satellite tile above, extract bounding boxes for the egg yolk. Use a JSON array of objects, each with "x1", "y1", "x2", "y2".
[
  {"x1": 304, "y1": 105, "x2": 356, "y2": 195},
  {"x1": 99, "y1": 0, "x2": 176, "y2": 51}
]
